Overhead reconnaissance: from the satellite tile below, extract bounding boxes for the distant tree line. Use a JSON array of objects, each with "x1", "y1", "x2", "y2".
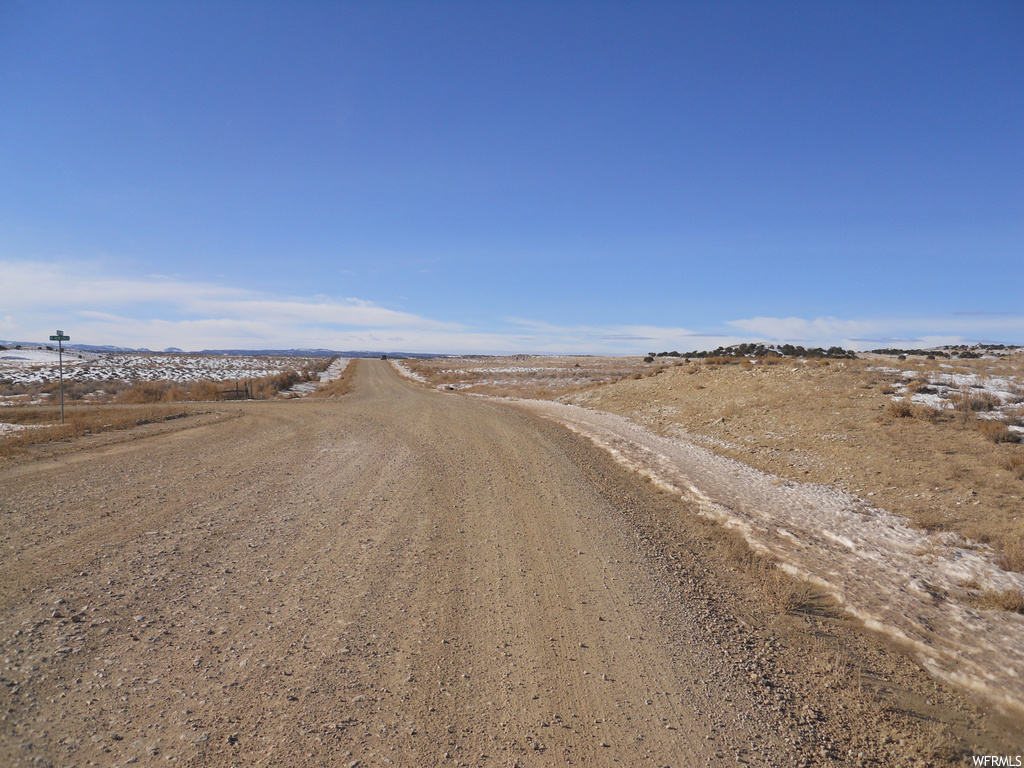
[
  {"x1": 643, "y1": 342, "x2": 1021, "y2": 363},
  {"x1": 646, "y1": 343, "x2": 857, "y2": 361},
  {"x1": 868, "y1": 344, "x2": 1019, "y2": 360}
]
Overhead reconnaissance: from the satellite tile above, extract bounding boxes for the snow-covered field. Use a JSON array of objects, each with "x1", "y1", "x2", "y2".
[
  {"x1": 0, "y1": 347, "x2": 322, "y2": 385},
  {"x1": 880, "y1": 365, "x2": 1024, "y2": 433}
]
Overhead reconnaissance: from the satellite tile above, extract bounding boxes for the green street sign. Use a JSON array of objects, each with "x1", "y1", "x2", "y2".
[{"x1": 49, "y1": 330, "x2": 70, "y2": 424}]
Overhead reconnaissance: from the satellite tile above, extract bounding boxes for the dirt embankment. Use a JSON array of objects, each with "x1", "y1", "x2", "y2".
[{"x1": 1, "y1": 361, "x2": 1021, "y2": 767}]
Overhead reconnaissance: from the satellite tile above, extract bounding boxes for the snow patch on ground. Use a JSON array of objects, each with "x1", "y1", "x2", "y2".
[
  {"x1": 513, "y1": 398, "x2": 1024, "y2": 716},
  {"x1": 0, "y1": 348, "x2": 316, "y2": 386},
  {"x1": 0, "y1": 422, "x2": 42, "y2": 435},
  {"x1": 317, "y1": 357, "x2": 350, "y2": 383},
  {"x1": 0, "y1": 348, "x2": 100, "y2": 365},
  {"x1": 278, "y1": 358, "x2": 350, "y2": 397},
  {"x1": 875, "y1": 366, "x2": 1024, "y2": 422},
  {"x1": 390, "y1": 360, "x2": 426, "y2": 383}
]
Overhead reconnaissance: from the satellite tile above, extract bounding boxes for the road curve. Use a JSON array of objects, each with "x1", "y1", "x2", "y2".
[{"x1": 0, "y1": 360, "x2": 1016, "y2": 766}]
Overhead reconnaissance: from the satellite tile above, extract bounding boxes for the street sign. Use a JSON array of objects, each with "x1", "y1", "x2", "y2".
[{"x1": 50, "y1": 331, "x2": 70, "y2": 423}]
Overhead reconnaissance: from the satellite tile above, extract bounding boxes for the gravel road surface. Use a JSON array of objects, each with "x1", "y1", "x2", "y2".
[{"x1": 1, "y1": 361, "x2": 1019, "y2": 766}]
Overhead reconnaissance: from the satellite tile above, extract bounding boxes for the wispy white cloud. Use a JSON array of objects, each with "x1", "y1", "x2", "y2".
[
  {"x1": 725, "y1": 316, "x2": 877, "y2": 344},
  {"x1": 3, "y1": 259, "x2": 1022, "y2": 353},
  {"x1": 727, "y1": 315, "x2": 1024, "y2": 350},
  {"x1": 0, "y1": 259, "x2": 743, "y2": 352},
  {"x1": 502, "y1": 318, "x2": 752, "y2": 353},
  {"x1": 1, "y1": 258, "x2": 467, "y2": 350}
]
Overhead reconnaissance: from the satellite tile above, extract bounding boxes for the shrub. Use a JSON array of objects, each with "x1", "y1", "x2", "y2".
[
  {"x1": 0, "y1": 404, "x2": 193, "y2": 456},
  {"x1": 951, "y1": 391, "x2": 1001, "y2": 412},
  {"x1": 1005, "y1": 406, "x2": 1024, "y2": 427},
  {"x1": 187, "y1": 381, "x2": 222, "y2": 401},
  {"x1": 977, "y1": 419, "x2": 1017, "y2": 443},
  {"x1": 885, "y1": 400, "x2": 914, "y2": 418},
  {"x1": 251, "y1": 370, "x2": 301, "y2": 399},
  {"x1": 311, "y1": 359, "x2": 358, "y2": 398},
  {"x1": 118, "y1": 381, "x2": 173, "y2": 404},
  {"x1": 1005, "y1": 454, "x2": 1024, "y2": 480},
  {"x1": 914, "y1": 405, "x2": 944, "y2": 422},
  {"x1": 998, "y1": 531, "x2": 1024, "y2": 574},
  {"x1": 971, "y1": 588, "x2": 1024, "y2": 614}
]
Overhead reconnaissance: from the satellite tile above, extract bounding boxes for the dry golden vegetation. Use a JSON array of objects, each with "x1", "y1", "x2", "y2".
[
  {"x1": 0, "y1": 356, "x2": 333, "y2": 406},
  {"x1": 1007, "y1": 454, "x2": 1024, "y2": 480},
  {"x1": 712, "y1": 522, "x2": 829, "y2": 615},
  {"x1": 401, "y1": 355, "x2": 660, "y2": 399},
  {"x1": 968, "y1": 587, "x2": 1024, "y2": 615},
  {"x1": 566, "y1": 354, "x2": 1024, "y2": 576},
  {"x1": 0, "y1": 358, "x2": 336, "y2": 456},
  {"x1": 0, "y1": 403, "x2": 199, "y2": 457},
  {"x1": 310, "y1": 358, "x2": 359, "y2": 398},
  {"x1": 0, "y1": 377, "x2": 133, "y2": 402},
  {"x1": 112, "y1": 361, "x2": 332, "y2": 403}
]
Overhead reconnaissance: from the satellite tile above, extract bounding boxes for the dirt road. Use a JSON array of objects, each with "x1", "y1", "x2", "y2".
[{"x1": 1, "y1": 361, "x2": 1019, "y2": 766}]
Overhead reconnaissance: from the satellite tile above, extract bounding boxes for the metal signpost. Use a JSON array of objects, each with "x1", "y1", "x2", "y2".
[{"x1": 49, "y1": 330, "x2": 70, "y2": 424}]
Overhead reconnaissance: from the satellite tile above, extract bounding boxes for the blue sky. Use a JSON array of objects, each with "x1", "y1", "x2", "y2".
[{"x1": 1, "y1": 1, "x2": 1021, "y2": 353}]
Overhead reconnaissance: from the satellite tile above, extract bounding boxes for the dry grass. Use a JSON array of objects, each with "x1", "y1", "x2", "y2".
[
  {"x1": 112, "y1": 366, "x2": 324, "y2": 404},
  {"x1": 884, "y1": 400, "x2": 915, "y2": 419},
  {"x1": 1006, "y1": 405, "x2": 1024, "y2": 427},
  {"x1": 760, "y1": 567, "x2": 823, "y2": 614},
  {"x1": 0, "y1": 404, "x2": 194, "y2": 457},
  {"x1": 913, "y1": 404, "x2": 944, "y2": 422},
  {"x1": 118, "y1": 379, "x2": 231, "y2": 403},
  {"x1": 880, "y1": 396, "x2": 945, "y2": 423},
  {"x1": 117, "y1": 381, "x2": 183, "y2": 403},
  {"x1": 950, "y1": 390, "x2": 1002, "y2": 412},
  {"x1": 403, "y1": 356, "x2": 656, "y2": 399},
  {"x1": 557, "y1": 354, "x2": 1024, "y2": 574},
  {"x1": 1005, "y1": 454, "x2": 1024, "y2": 480},
  {"x1": 0, "y1": 377, "x2": 133, "y2": 403},
  {"x1": 310, "y1": 358, "x2": 359, "y2": 398},
  {"x1": 716, "y1": 528, "x2": 825, "y2": 614},
  {"x1": 968, "y1": 588, "x2": 1024, "y2": 615},
  {"x1": 996, "y1": 530, "x2": 1024, "y2": 573},
  {"x1": 975, "y1": 418, "x2": 1018, "y2": 443}
]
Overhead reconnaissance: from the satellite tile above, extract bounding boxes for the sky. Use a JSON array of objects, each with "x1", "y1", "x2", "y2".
[{"x1": 1, "y1": 1, "x2": 1022, "y2": 354}]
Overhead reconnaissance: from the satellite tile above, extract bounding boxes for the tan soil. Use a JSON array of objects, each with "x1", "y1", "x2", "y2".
[{"x1": 1, "y1": 360, "x2": 1021, "y2": 767}]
